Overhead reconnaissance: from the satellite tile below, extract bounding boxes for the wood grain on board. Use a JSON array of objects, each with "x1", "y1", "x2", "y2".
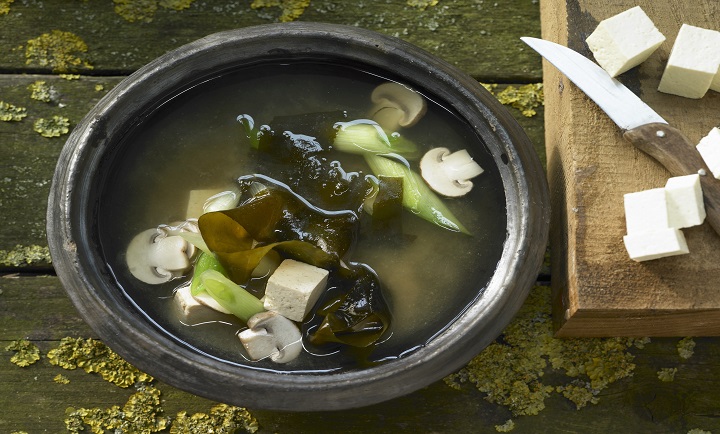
[{"x1": 541, "y1": 0, "x2": 720, "y2": 336}]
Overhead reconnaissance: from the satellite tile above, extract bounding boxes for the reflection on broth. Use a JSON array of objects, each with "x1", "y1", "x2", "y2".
[{"x1": 98, "y1": 62, "x2": 507, "y2": 373}]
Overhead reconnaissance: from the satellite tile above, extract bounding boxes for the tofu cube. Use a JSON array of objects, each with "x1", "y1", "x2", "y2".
[
  {"x1": 174, "y1": 284, "x2": 227, "y2": 324},
  {"x1": 623, "y1": 188, "x2": 669, "y2": 234},
  {"x1": 711, "y1": 65, "x2": 720, "y2": 93},
  {"x1": 263, "y1": 259, "x2": 329, "y2": 322},
  {"x1": 186, "y1": 188, "x2": 225, "y2": 219},
  {"x1": 658, "y1": 24, "x2": 720, "y2": 98},
  {"x1": 585, "y1": 6, "x2": 665, "y2": 77},
  {"x1": 665, "y1": 174, "x2": 706, "y2": 228},
  {"x1": 697, "y1": 127, "x2": 720, "y2": 179},
  {"x1": 623, "y1": 228, "x2": 689, "y2": 262}
]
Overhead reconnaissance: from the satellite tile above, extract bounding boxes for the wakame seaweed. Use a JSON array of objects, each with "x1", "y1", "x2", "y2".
[{"x1": 197, "y1": 175, "x2": 392, "y2": 350}]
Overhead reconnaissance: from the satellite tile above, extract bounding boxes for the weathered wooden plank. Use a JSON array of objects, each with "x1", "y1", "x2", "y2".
[
  {"x1": 0, "y1": 75, "x2": 123, "y2": 269},
  {"x1": 0, "y1": 0, "x2": 541, "y2": 81},
  {"x1": 541, "y1": 0, "x2": 720, "y2": 336},
  {"x1": 3, "y1": 275, "x2": 720, "y2": 432},
  {"x1": 0, "y1": 74, "x2": 545, "y2": 269}
]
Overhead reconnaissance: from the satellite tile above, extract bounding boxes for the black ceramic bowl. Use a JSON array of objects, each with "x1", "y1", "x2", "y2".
[{"x1": 47, "y1": 23, "x2": 549, "y2": 411}]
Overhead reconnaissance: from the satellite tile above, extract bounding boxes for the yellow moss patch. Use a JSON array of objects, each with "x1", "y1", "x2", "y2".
[
  {"x1": 494, "y1": 419, "x2": 515, "y2": 432},
  {"x1": 170, "y1": 403, "x2": 259, "y2": 433},
  {"x1": 94, "y1": 84, "x2": 105, "y2": 92},
  {"x1": 445, "y1": 285, "x2": 643, "y2": 416},
  {"x1": 251, "y1": 0, "x2": 310, "y2": 22},
  {"x1": 65, "y1": 385, "x2": 169, "y2": 433},
  {"x1": 0, "y1": 0, "x2": 13, "y2": 15},
  {"x1": 678, "y1": 337, "x2": 696, "y2": 360},
  {"x1": 0, "y1": 101, "x2": 28, "y2": 122},
  {"x1": 59, "y1": 74, "x2": 81, "y2": 80},
  {"x1": 28, "y1": 80, "x2": 56, "y2": 103},
  {"x1": 47, "y1": 337, "x2": 153, "y2": 388},
  {"x1": 407, "y1": 0, "x2": 439, "y2": 10},
  {"x1": 496, "y1": 83, "x2": 544, "y2": 117},
  {"x1": 5, "y1": 339, "x2": 41, "y2": 367},
  {"x1": 34, "y1": 115, "x2": 70, "y2": 138},
  {"x1": 0, "y1": 244, "x2": 51, "y2": 267},
  {"x1": 25, "y1": 30, "x2": 93, "y2": 73},
  {"x1": 54, "y1": 373, "x2": 71, "y2": 384},
  {"x1": 657, "y1": 367, "x2": 677, "y2": 382}
]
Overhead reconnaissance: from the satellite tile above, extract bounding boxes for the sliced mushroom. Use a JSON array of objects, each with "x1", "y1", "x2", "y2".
[
  {"x1": 419, "y1": 147, "x2": 484, "y2": 197},
  {"x1": 369, "y1": 82, "x2": 427, "y2": 131},
  {"x1": 126, "y1": 221, "x2": 199, "y2": 285},
  {"x1": 238, "y1": 311, "x2": 302, "y2": 363}
]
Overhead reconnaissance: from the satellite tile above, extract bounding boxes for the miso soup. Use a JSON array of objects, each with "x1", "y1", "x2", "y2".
[{"x1": 98, "y1": 61, "x2": 507, "y2": 373}]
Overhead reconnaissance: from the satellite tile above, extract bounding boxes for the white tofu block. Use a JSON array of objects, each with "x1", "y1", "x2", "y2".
[
  {"x1": 623, "y1": 228, "x2": 689, "y2": 262},
  {"x1": 623, "y1": 188, "x2": 669, "y2": 234},
  {"x1": 711, "y1": 64, "x2": 720, "y2": 93},
  {"x1": 263, "y1": 259, "x2": 329, "y2": 322},
  {"x1": 697, "y1": 127, "x2": 720, "y2": 179},
  {"x1": 658, "y1": 24, "x2": 720, "y2": 99},
  {"x1": 186, "y1": 188, "x2": 225, "y2": 219},
  {"x1": 174, "y1": 284, "x2": 227, "y2": 323},
  {"x1": 585, "y1": 6, "x2": 665, "y2": 77},
  {"x1": 665, "y1": 174, "x2": 706, "y2": 228}
]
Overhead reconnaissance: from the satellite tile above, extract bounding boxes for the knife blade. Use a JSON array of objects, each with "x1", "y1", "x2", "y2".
[{"x1": 521, "y1": 36, "x2": 720, "y2": 237}]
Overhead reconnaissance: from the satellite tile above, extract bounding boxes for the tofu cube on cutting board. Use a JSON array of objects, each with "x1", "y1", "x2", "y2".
[
  {"x1": 623, "y1": 175, "x2": 705, "y2": 262},
  {"x1": 585, "y1": 6, "x2": 665, "y2": 77},
  {"x1": 658, "y1": 24, "x2": 720, "y2": 98},
  {"x1": 697, "y1": 127, "x2": 720, "y2": 179},
  {"x1": 264, "y1": 259, "x2": 329, "y2": 322}
]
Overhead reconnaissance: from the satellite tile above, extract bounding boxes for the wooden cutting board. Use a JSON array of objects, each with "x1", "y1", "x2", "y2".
[{"x1": 541, "y1": 0, "x2": 720, "y2": 336}]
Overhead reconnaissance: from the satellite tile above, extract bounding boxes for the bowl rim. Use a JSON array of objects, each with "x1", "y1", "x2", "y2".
[{"x1": 47, "y1": 22, "x2": 549, "y2": 411}]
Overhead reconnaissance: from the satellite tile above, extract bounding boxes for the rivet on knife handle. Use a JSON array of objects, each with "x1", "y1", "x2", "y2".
[{"x1": 623, "y1": 123, "x2": 720, "y2": 235}]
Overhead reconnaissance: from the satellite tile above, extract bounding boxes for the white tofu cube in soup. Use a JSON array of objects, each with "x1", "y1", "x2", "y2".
[
  {"x1": 697, "y1": 127, "x2": 720, "y2": 179},
  {"x1": 263, "y1": 259, "x2": 330, "y2": 322},
  {"x1": 585, "y1": 6, "x2": 665, "y2": 77},
  {"x1": 658, "y1": 24, "x2": 720, "y2": 99},
  {"x1": 174, "y1": 284, "x2": 229, "y2": 324},
  {"x1": 665, "y1": 174, "x2": 706, "y2": 228},
  {"x1": 623, "y1": 228, "x2": 689, "y2": 262}
]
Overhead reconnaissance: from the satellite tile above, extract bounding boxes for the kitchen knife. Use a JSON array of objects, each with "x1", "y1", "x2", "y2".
[{"x1": 521, "y1": 36, "x2": 720, "y2": 237}]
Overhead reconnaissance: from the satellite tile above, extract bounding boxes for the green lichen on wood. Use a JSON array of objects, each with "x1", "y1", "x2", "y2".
[
  {"x1": 28, "y1": 80, "x2": 56, "y2": 103},
  {"x1": 5, "y1": 339, "x2": 41, "y2": 367},
  {"x1": 657, "y1": 367, "x2": 677, "y2": 382},
  {"x1": 0, "y1": 101, "x2": 28, "y2": 121},
  {"x1": 0, "y1": 244, "x2": 51, "y2": 267},
  {"x1": 47, "y1": 337, "x2": 153, "y2": 388},
  {"x1": 33, "y1": 115, "x2": 70, "y2": 138},
  {"x1": 114, "y1": 0, "x2": 196, "y2": 23},
  {"x1": 170, "y1": 404, "x2": 259, "y2": 433},
  {"x1": 495, "y1": 83, "x2": 544, "y2": 117},
  {"x1": 494, "y1": 419, "x2": 515, "y2": 432},
  {"x1": 65, "y1": 385, "x2": 169, "y2": 433},
  {"x1": 407, "y1": 0, "x2": 439, "y2": 10},
  {"x1": 25, "y1": 30, "x2": 93, "y2": 73},
  {"x1": 250, "y1": 0, "x2": 310, "y2": 22},
  {"x1": 445, "y1": 285, "x2": 644, "y2": 416},
  {"x1": 0, "y1": 0, "x2": 13, "y2": 15},
  {"x1": 54, "y1": 373, "x2": 71, "y2": 384},
  {"x1": 678, "y1": 337, "x2": 696, "y2": 360},
  {"x1": 687, "y1": 430, "x2": 712, "y2": 434}
]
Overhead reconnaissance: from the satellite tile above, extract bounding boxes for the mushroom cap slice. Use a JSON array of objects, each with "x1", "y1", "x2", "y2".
[
  {"x1": 420, "y1": 147, "x2": 484, "y2": 197},
  {"x1": 126, "y1": 225, "x2": 196, "y2": 285},
  {"x1": 239, "y1": 311, "x2": 303, "y2": 363},
  {"x1": 370, "y1": 82, "x2": 427, "y2": 130}
]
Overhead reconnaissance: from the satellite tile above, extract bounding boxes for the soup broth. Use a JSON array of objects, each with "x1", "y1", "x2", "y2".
[{"x1": 98, "y1": 61, "x2": 507, "y2": 373}]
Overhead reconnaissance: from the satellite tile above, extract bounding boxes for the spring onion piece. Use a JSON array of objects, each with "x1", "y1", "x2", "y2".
[
  {"x1": 364, "y1": 153, "x2": 470, "y2": 235},
  {"x1": 190, "y1": 252, "x2": 227, "y2": 296},
  {"x1": 199, "y1": 270, "x2": 265, "y2": 323},
  {"x1": 333, "y1": 120, "x2": 418, "y2": 158}
]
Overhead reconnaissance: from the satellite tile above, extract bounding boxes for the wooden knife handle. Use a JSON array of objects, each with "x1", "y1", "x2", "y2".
[{"x1": 624, "y1": 122, "x2": 720, "y2": 237}]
